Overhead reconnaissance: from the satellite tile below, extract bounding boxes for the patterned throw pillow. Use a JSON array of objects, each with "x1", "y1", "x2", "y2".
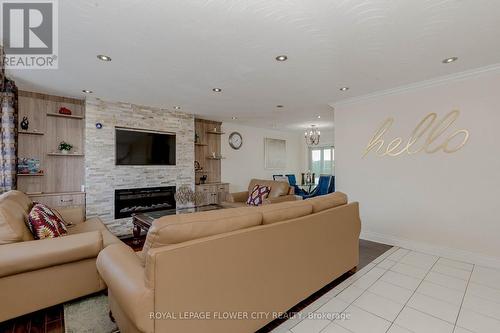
[
  {"x1": 247, "y1": 184, "x2": 271, "y2": 206},
  {"x1": 27, "y1": 203, "x2": 68, "y2": 239}
]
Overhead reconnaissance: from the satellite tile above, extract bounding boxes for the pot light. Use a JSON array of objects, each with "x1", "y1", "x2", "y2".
[
  {"x1": 339, "y1": 87, "x2": 349, "y2": 91},
  {"x1": 212, "y1": 88, "x2": 222, "y2": 92},
  {"x1": 442, "y1": 57, "x2": 458, "y2": 64},
  {"x1": 317, "y1": 115, "x2": 321, "y2": 119},
  {"x1": 232, "y1": 116, "x2": 237, "y2": 120},
  {"x1": 82, "y1": 89, "x2": 93, "y2": 94},
  {"x1": 97, "y1": 54, "x2": 112, "y2": 62},
  {"x1": 173, "y1": 106, "x2": 181, "y2": 110},
  {"x1": 276, "y1": 105, "x2": 284, "y2": 108},
  {"x1": 275, "y1": 55, "x2": 288, "y2": 61}
]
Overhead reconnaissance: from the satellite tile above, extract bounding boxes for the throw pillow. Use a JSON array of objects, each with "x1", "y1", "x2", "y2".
[
  {"x1": 247, "y1": 184, "x2": 271, "y2": 206},
  {"x1": 27, "y1": 203, "x2": 68, "y2": 239}
]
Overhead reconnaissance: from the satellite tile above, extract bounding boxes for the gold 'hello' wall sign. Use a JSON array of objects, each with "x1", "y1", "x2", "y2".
[{"x1": 363, "y1": 110, "x2": 470, "y2": 158}]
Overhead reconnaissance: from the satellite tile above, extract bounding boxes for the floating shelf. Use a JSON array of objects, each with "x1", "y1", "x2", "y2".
[
  {"x1": 206, "y1": 131, "x2": 225, "y2": 135},
  {"x1": 206, "y1": 156, "x2": 225, "y2": 160},
  {"x1": 195, "y1": 170, "x2": 206, "y2": 173},
  {"x1": 47, "y1": 113, "x2": 84, "y2": 119},
  {"x1": 27, "y1": 191, "x2": 86, "y2": 197},
  {"x1": 19, "y1": 131, "x2": 44, "y2": 135},
  {"x1": 48, "y1": 152, "x2": 84, "y2": 156},
  {"x1": 195, "y1": 143, "x2": 208, "y2": 146},
  {"x1": 17, "y1": 173, "x2": 44, "y2": 176}
]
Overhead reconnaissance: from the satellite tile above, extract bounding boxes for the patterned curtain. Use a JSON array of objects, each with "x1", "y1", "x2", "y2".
[{"x1": 0, "y1": 46, "x2": 18, "y2": 193}]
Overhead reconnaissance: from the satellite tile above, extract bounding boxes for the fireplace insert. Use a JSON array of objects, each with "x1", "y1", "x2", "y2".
[{"x1": 114, "y1": 186, "x2": 176, "y2": 219}]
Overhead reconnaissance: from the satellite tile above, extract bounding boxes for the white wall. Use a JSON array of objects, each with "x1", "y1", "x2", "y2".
[
  {"x1": 221, "y1": 123, "x2": 303, "y2": 192},
  {"x1": 334, "y1": 67, "x2": 500, "y2": 267}
]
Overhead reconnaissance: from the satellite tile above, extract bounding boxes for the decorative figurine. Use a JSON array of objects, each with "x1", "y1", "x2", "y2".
[
  {"x1": 59, "y1": 107, "x2": 72, "y2": 115},
  {"x1": 20, "y1": 116, "x2": 29, "y2": 130}
]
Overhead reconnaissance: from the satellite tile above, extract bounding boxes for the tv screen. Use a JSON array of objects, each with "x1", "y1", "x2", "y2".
[{"x1": 115, "y1": 128, "x2": 176, "y2": 165}]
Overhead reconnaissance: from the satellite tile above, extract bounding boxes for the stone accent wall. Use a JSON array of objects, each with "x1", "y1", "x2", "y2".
[{"x1": 85, "y1": 98, "x2": 194, "y2": 236}]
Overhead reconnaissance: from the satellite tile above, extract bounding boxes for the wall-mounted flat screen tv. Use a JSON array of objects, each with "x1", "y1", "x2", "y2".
[{"x1": 115, "y1": 128, "x2": 176, "y2": 165}]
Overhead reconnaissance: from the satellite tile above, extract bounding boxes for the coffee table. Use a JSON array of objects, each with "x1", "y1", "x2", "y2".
[{"x1": 131, "y1": 204, "x2": 224, "y2": 245}]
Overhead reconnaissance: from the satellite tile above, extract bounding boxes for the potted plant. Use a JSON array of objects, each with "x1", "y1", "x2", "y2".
[{"x1": 58, "y1": 141, "x2": 73, "y2": 154}]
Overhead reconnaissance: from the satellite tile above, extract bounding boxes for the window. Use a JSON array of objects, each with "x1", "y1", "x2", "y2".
[{"x1": 309, "y1": 146, "x2": 334, "y2": 183}]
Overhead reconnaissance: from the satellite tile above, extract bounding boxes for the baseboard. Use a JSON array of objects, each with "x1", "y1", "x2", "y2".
[{"x1": 361, "y1": 230, "x2": 500, "y2": 269}]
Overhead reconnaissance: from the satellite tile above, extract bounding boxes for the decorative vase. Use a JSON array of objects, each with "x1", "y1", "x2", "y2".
[{"x1": 60, "y1": 150, "x2": 69, "y2": 154}]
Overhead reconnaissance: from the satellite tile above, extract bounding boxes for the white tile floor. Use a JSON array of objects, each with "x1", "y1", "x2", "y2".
[{"x1": 272, "y1": 246, "x2": 500, "y2": 333}]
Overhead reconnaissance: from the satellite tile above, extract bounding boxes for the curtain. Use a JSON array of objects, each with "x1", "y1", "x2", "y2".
[{"x1": 0, "y1": 46, "x2": 18, "y2": 193}]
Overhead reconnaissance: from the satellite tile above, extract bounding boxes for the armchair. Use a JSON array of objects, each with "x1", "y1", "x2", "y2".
[{"x1": 0, "y1": 190, "x2": 121, "y2": 321}]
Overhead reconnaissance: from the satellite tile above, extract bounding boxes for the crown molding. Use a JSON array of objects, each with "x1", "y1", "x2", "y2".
[{"x1": 330, "y1": 63, "x2": 500, "y2": 108}]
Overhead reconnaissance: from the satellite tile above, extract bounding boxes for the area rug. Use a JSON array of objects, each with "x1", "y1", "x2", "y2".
[{"x1": 64, "y1": 294, "x2": 119, "y2": 333}]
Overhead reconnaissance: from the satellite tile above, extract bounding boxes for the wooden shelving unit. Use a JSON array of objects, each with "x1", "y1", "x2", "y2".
[
  {"x1": 194, "y1": 119, "x2": 229, "y2": 205},
  {"x1": 17, "y1": 90, "x2": 86, "y2": 207},
  {"x1": 17, "y1": 173, "x2": 44, "y2": 177}
]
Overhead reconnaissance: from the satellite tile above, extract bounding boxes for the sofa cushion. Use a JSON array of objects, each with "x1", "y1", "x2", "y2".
[
  {"x1": 67, "y1": 217, "x2": 122, "y2": 247},
  {"x1": 256, "y1": 200, "x2": 313, "y2": 225},
  {"x1": 307, "y1": 192, "x2": 348, "y2": 213},
  {"x1": 27, "y1": 203, "x2": 68, "y2": 239},
  {"x1": 140, "y1": 207, "x2": 263, "y2": 260},
  {"x1": 0, "y1": 190, "x2": 34, "y2": 244},
  {"x1": 248, "y1": 179, "x2": 290, "y2": 198},
  {"x1": 246, "y1": 184, "x2": 271, "y2": 206}
]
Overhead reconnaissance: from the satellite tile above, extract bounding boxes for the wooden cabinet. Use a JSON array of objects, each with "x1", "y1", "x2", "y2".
[
  {"x1": 28, "y1": 192, "x2": 85, "y2": 208},
  {"x1": 196, "y1": 183, "x2": 229, "y2": 206}
]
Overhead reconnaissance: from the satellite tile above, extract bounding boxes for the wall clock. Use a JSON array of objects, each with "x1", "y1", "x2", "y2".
[{"x1": 229, "y1": 132, "x2": 243, "y2": 150}]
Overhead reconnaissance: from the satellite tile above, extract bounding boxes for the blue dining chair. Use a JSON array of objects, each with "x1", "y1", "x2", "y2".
[
  {"x1": 303, "y1": 175, "x2": 333, "y2": 199},
  {"x1": 285, "y1": 174, "x2": 307, "y2": 196},
  {"x1": 328, "y1": 176, "x2": 335, "y2": 193},
  {"x1": 285, "y1": 174, "x2": 297, "y2": 185}
]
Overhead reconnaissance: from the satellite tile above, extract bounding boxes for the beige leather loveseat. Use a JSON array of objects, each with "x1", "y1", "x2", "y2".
[
  {"x1": 222, "y1": 178, "x2": 298, "y2": 208},
  {"x1": 0, "y1": 190, "x2": 121, "y2": 321},
  {"x1": 97, "y1": 192, "x2": 361, "y2": 333}
]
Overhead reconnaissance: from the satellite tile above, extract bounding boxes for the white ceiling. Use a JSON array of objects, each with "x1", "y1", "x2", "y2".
[{"x1": 8, "y1": 0, "x2": 500, "y2": 131}]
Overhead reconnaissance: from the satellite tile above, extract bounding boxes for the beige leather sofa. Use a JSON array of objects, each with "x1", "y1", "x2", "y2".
[
  {"x1": 97, "y1": 192, "x2": 361, "y2": 333},
  {"x1": 222, "y1": 178, "x2": 298, "y2": 208},
  {"x1": 0, "y1": 190, "x2": 121, "y2": 322}
]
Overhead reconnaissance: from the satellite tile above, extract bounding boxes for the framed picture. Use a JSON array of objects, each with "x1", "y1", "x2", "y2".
[{"x1": 264, "y1": 138, "x2": 286, "y2": 170}]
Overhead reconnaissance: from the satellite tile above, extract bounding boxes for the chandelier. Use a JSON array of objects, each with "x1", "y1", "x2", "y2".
[{"x1": 304, "y1": 125, "x2": 320, "y2": 145}]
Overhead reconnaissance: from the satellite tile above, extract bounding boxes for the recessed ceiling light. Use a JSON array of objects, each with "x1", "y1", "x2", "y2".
[
  {"x1": 232, "y1": 116, "x2": 237, "y2": 120},
  {"x1": 212, "y1": 88, "x2": 222, "y2": 92},
  {"x1": 276, "y1": 105, "x2": 284, "y2": 108},
  {"x1": 340, "y1": 87, "x2": 349, "y2": 91},
  {"x1": 97, "y1": 54, "x2": 112, "y2": 62},
  {"x1": 173, "y1": 106, "x2": 181, "y2": 110},
  {"x1": 275, "y1": 55, "x2": 288, "y2": 61},
  {"x1": 442, "y1": 57, "x2": 458, "y2": 64},
  {"x1": 82, "y1": 89, "x2": 93, "y2": 94},
  {"x1": 317, "y1": 115, "x2": 321, "y2": 119}
]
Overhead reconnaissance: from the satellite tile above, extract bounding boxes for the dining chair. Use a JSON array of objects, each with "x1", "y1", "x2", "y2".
[{"x1": 303, "y1": 175, "x2": 332, "y2": 199}]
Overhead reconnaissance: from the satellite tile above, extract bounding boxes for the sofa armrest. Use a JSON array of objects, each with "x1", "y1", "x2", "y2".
[
  {"x1": 97, "y1": 243, "x2": 153, "y2": 333},
  {"x1": 263, "y1": 194, "x2": 299, "y2": 205},
  {"x1": 54, "y1": 206, "x2": 85, "y2": 225},
  {"x1": 0, "y1": 231, "x2": 103, "y2": 278},
  {"x1": 226, "y1": 191, "x2": 249, "y2": 203}
]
